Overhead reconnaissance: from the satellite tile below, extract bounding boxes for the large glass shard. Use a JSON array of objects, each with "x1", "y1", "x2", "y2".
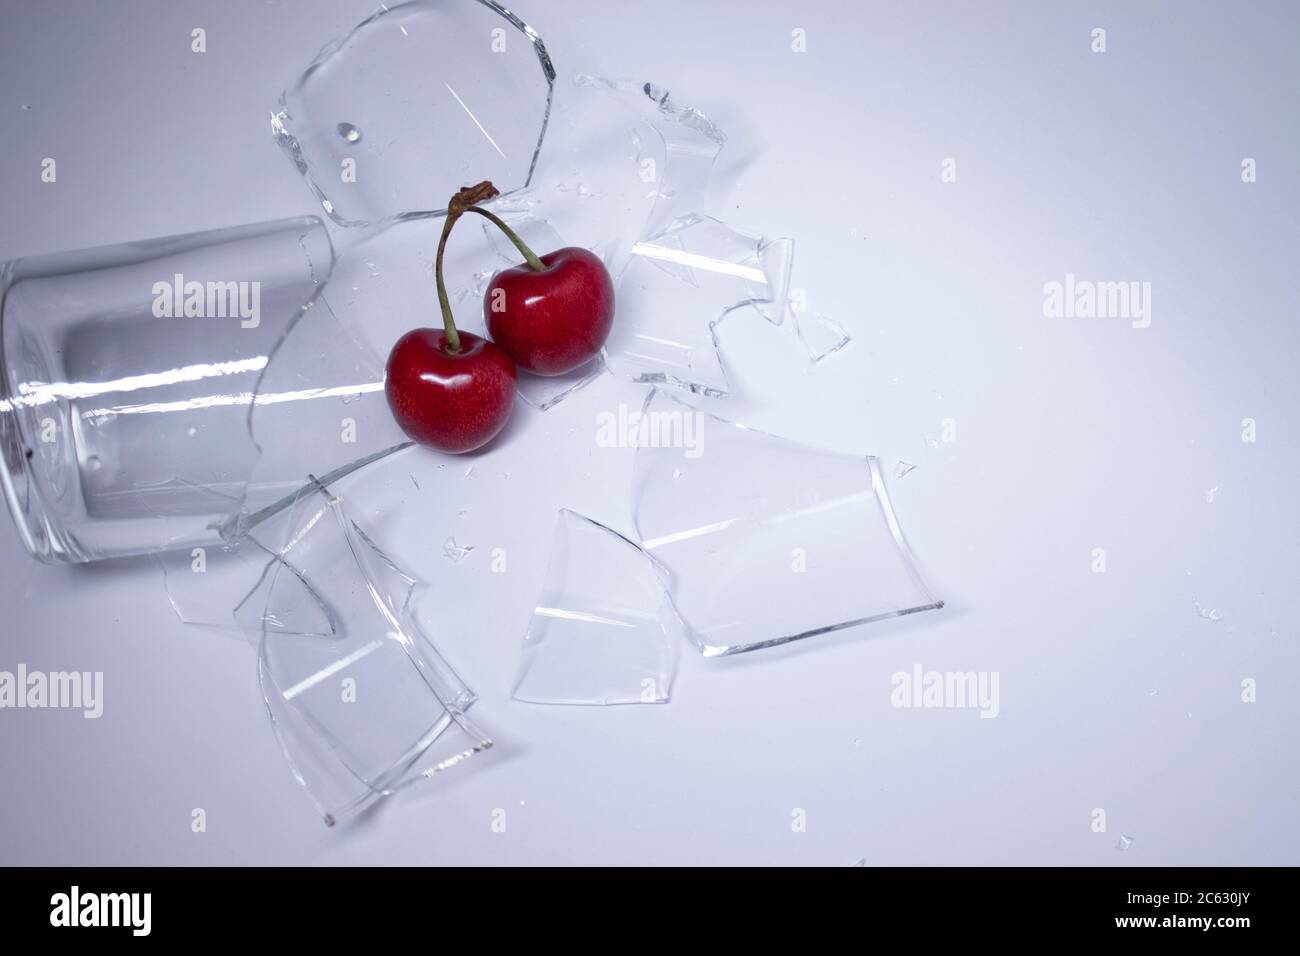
[
  {"x1": 236, "y1": 291, "x2": 412, "y2": 539},
  {"x1": 521, "y1": 74, "x2": 726, "y2": 277},
  {"x1": 603, "y1": 214, "x2": 794, "y2": 396},
  {"x1": 631, "y1": 391, "x2": 943, "y2": 656},
  {"x1": 0, "y1": 217, "x2": 334, "y2": 563},
  {"x1": 239, "y1": 480, "x2": 490, "y2": 825},
  {"x1": 272, "y1": 0, "x2": 556, "y2": 229},
  {"x1": 513, "y1": 510, "x2": 680, "y2": 705},
  {"x1": 578, "y1": 76, "x2": 726, "y2": 241}
]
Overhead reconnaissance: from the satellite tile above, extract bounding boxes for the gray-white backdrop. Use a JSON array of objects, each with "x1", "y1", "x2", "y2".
[{"x1": 0, "y1": 0, "x2": 1296, "y2": 865}]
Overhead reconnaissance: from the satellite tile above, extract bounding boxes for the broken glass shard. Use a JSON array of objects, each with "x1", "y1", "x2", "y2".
[
  {"x1": 632, "y1": 390, "x2": 943, "y2": 656},
  {"x1": 794, "y1": 311, "x2": 852, "y2": 363},
  {"x1": 443, "y1": 536, "x2": 474, "y2": 561},
  {"x1": 570, "y1": 75, "x2": 726, "y2": 243},
  {"x1": 273, "y1": 0, "x2": 555, "y2": 229},
  {"x1": 156, "y1": 539, "x2": 277, "y2": 639},
  {"x1": 1192, "y1": 600, "x2": 1223, "y2": 623},
  {"x1": 513, "y1": 510, "x2": 680, "y2": 705},
  {"x1": 894, "y1": 461, "x2": 916, "y2": 479},
  {"x1": 1115, "y1": 835, "x2": 1135, "y2": 851},
  {"x1": 234, "y1": 288, "x2": 414, "y2": 541},
  {"x1": 239, "y1": 480, "x2": 491, "y2": 825},
  {"x1": 485, "y1": 73, "x2": 725, "y2": 280},
  {"x1": 603, "y1": 214, "x2": 794, "y2": 396}
]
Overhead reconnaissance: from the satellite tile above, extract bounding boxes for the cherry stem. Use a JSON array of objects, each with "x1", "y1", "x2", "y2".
[
  {"x1": 433, "y1": 180, "x2": 503, "y2": 353},
  {"x1": 434, "y1": 211, "x2": 462, "y2": 353},
  {"x1": 464, "y1": 206, "x2": 548, "y2": 272}
]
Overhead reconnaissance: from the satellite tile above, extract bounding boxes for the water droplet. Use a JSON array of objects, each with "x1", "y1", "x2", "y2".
[
  {"x1": 20, "y1": 104, "x2": 31, "y2": 112},
  {"x1": 86, "y1": 455, "x2": 102, "y2": 471},
  {"x1": 186, "y1": 426, "x2": 197, "y2": 437},
  {"x1": 672, "y1": 468, "x2": 682, "y2": 480},
  {"x1": 1115, "y1": 835, "x2": 1134, "y2": 851},
  {"x1": 337, "y1": 122, "x2": 362, "y2": 143},
  {"x1": 924, "y1": 436, "x2": 940, "y2": 450},
  {"x1": 443, "y1": 536, "x2": 474, "y2": 562},
  {"x1": 894, "y1": 461, "x2": 916, "y2": 479}
]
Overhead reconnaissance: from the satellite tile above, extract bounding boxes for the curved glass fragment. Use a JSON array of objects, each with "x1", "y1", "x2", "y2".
[
  {"x1": 272, "y1": 0, "x2": 556, "y2": 229},
  {"x1": 513, "y1": 509, "x2": 681, "y2": 705},
  {"x1": 236, "y1": 290, "x2": 412, "y2": 540},
  {"x1": 604, "y1": 214, "x2": 794, "y2": 396},
  {"x1": 156, "y1": 539, "x2": 277, "y2": 639},
  {"x1": 525, "y1": 74, "x2": 726, "y2": 277},
  {"x1": 794, "y1": 311, "x2": 852, "y2": 363},
  {"x1": 631, "y1": 391, "x2": 943, "y2": 656},
  {"x1": 238, "y1": 481, "x2": 490, "y2": 825}
]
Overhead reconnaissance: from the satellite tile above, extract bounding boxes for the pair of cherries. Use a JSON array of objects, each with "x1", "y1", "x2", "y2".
[{"x1": 385, "y1": 182, "x2": 615, "y2": 453}]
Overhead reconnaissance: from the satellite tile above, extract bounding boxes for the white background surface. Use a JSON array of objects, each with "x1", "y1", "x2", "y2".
[{"x1": 1, "y1": 0, "x2": 1297, "y2": 865}]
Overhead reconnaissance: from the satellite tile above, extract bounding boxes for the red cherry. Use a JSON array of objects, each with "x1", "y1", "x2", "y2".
[
  {"x1": 384, "y1": 328, "x2": 516, "y2": 454},
  {"x1": 485, "y1": 247, "x2": 615, "y2": 376}
]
